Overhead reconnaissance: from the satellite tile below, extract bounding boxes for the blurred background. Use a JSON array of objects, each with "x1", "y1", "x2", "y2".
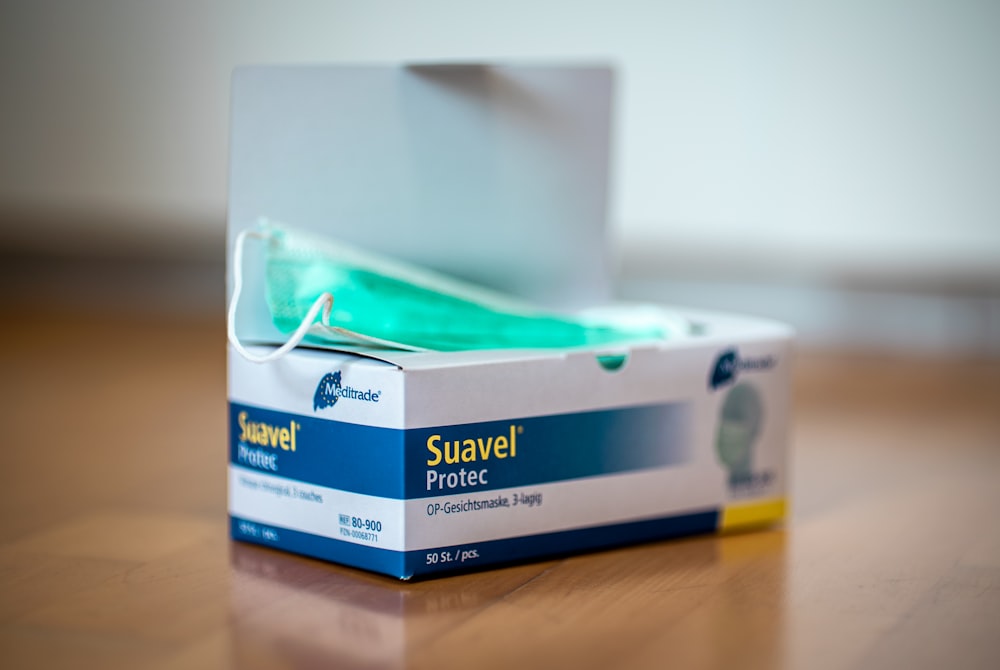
[{"x1": 0, "y1": 0, "x2": 997, "y2": 354}]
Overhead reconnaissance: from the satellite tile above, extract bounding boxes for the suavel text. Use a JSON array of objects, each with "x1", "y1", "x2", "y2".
[
  {"x1": 425, "y1": 424, "x2": 521, "y2": 491},
  {"x1": 237, "y1": 411, "x2": 300, "y2": 472}
]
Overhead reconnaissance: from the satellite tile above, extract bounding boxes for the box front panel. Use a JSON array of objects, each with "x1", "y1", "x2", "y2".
[{"x1": 228, "y1": 328, "x2": 792, "y2": 579}]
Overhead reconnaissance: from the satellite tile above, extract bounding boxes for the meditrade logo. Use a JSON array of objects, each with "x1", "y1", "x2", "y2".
[
  {"x1": 708, "y1": 348, "x2": 776, "y2": 391},
  {"x1": 313, "y1": 371, "x2": 382, "y2": 411}
]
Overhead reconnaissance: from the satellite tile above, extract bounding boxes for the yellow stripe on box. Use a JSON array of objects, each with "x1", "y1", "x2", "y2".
[{"x1": 720, "y1": 498, "x2": 787, "y2": 531}]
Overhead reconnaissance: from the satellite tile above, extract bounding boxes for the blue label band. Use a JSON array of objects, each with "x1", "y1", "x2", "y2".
[
  {"x1": 230, "y1": 509, "x2": 719, "y2": 579},
  {"x1": 230, "y1": 401, "x2": 692, "y2": 499}
]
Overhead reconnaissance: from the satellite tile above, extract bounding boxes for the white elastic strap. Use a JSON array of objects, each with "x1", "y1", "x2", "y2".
[{"x1": 226, "y1": 228, "x2": 333, "y2": 364}]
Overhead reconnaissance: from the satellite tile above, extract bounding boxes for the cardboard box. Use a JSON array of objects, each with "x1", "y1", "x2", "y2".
[
  {"x1": 228, "y1": 314, "x2": 791, "y2": 579},
  {"x1": 226, "y1": 64, "x2": 793, "y2": 579}
]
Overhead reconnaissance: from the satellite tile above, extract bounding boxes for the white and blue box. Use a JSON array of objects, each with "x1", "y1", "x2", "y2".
[{"x1": 226, "y1": 64, "x2": 793, "y2": 579}]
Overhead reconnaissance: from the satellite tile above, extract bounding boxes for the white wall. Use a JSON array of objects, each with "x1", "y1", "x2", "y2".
[{"x1": 0, "y1": 0, "x2": 997, "y2": 285}]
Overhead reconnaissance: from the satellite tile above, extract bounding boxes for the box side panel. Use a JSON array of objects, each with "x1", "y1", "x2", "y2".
[{"x1": 228, "y1": 346, "x2": 409, "y2": 578}]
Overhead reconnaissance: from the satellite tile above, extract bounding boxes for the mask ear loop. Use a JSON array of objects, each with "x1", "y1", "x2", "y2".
[{"x1": 227, "y1": 228, "x2": 333, "y2": 364}]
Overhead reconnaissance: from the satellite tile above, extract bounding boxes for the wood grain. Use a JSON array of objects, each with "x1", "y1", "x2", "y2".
[{"x1": 0, "y1": 307, "x2": 997, "y2": 669}]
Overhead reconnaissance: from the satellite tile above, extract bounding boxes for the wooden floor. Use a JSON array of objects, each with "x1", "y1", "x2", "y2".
[{"x1": 0, "y1": 306, "x2": 998, "y2": 669}]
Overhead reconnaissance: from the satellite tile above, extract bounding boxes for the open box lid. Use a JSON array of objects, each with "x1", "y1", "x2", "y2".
[{"x1": 228, "y1": 63, "x2": 616, "y2": 348}]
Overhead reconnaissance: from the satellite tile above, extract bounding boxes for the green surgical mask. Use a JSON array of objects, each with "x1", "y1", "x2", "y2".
[{"x1": 228, "y1": 221, "x2": 687, "y2": 362}]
